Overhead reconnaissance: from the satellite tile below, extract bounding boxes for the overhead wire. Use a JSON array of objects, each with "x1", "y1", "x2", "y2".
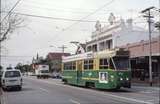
[
  {"x1": 1, "y1": 0, "x2": 22, "y2": 23},
  {"x1": 2, "y1": 11, "x2": 146, "y2": 24},
  {"x1": 8, "y1": 12, "x2": 107, "y2": 23},
  {"x1": 63, "y1": 0, "x2": 116, "y2": 31}
]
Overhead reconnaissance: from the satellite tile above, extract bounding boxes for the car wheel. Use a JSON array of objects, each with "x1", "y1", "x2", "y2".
[
  {"x1": 17, "y1": 86, "x2": 22, "y2": 91},
  {"x1": 2, "y1": 87, "x2": 7, "y2": 91}
]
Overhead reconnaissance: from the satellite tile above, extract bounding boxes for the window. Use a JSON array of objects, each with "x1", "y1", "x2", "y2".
[
  {"x1": 99, "y1": 59, "x2": 109, "y2": 69},
  {"x1": 64, "y1": 61, "x2": 76, "y2": 70},
  {"x1": 41, "y1": 70, "x2": 49, "y2": 73},
  {"x1": 113, "y1": 57, "x2": 129, "y2": 70},
  {"x1": 5, "y1": 71, "x2": 21, "y2": 78},
  {"x1": 84, "y1": 59, "x2": 93, "y2": 70}
]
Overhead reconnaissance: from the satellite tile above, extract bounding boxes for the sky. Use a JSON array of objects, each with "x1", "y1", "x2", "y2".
[{"x1": 1, "y1": 0, "x2": 159, "y2": 67}]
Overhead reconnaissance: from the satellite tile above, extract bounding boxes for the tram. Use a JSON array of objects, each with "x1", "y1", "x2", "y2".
[{"x1": 62, "y1": 48, "x2": 131, "y2": 89}]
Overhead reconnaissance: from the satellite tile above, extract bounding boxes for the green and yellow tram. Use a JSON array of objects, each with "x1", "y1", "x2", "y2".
[{"x1": 62, "y1": 48, "x2": 131, "y2": 89}]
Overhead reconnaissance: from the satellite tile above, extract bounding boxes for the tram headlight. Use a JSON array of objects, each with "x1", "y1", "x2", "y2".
[
  {"x1": 120, "y1": 78, "x2": 123, "y2": 81},
  {"x1": 111, "y1": 75, "x2": 114, "y2": 78},
  {"x1": 126, "y1": 78, "x2": 129, "y2": 81},
  {"x1": 110, "y1": 75, "x2": 114, "y2": 82}
]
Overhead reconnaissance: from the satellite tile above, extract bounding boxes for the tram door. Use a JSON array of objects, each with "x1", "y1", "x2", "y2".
[{"x1": 77, "y1": 60, "x2": 82, "y2": 85}]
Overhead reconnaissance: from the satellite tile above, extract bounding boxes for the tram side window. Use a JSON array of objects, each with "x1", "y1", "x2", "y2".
[
  {"x1": 99, "y1": 59, "x2": 109, "y2": 69},
  {"x1": 72, "y1": 62, "x2": 76, "y2": 70},
  {"x1": 64, "y1": 62, "x2": 76, "y2": 70},
  {"x1": 84, "y1": 59, "x2": 93, "y2": 70}
]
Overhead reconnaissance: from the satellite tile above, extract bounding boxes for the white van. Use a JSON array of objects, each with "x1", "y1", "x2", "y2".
[{"x1": 1, "y1": 69, "x2": 23, "y2": 90}]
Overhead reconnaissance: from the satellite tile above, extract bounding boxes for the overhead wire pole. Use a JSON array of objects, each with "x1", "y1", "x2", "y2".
[
  {"x1": 0, "y1": 0, "x2": 2, "y2": 69},
  {"x1": 156, "y1": 1, "x2": 160, "y2": 102},
  {"x1": 58, "y1": 45, "x2": 67, "y2": 54},
  {"x1": 158, "y1": 0, "x2": 160, "y2": 75},
  {"x1": 141, "y1": 6, "x2": 155, "y2": 86}
]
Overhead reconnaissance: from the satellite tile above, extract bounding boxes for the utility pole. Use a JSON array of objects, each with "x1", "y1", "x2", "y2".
[
  {"x1": 155, "y1": 1, "x2": 160, "y2": 103},
  {"x1": 0, "y1": 0, "x2": 2, "y2": 70},
  {"x1": 58, "y1": 45, "x2": 67, "y2": 54},
  {"x1": 141, "y1": 6, "x2": 155, "y2": 86}
]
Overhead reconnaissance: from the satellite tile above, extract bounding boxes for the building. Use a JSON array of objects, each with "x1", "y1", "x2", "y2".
[
  {"x1": 77, "y1": 13, "x2": 159, "y2": 84},
  {"x1": 46, "y1": 52, "x2": 70, "y2": 72},
  {"x1": 86, "y1": 14, "x2": 158, "y2": 52},
  {"x1": 122, "y1": 37, "x2": 160, "y2": 83}
]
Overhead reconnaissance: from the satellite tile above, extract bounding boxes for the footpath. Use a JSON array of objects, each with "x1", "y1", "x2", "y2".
[
  {"x1": 0, "y1": 87, "x2": 2, "y2": 104},
  {"x1": 0, "y1": 87, "x2": 4, "y2": 104}
]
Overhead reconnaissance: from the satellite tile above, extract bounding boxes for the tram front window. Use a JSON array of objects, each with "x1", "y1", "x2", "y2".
[{"x1": 113, "y1": 57, "x2": 129, "y2": 70}]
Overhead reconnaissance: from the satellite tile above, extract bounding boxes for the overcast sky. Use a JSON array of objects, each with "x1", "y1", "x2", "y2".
[{"x1": 1, "y1": 0, "x2": 159, "y2": 67}]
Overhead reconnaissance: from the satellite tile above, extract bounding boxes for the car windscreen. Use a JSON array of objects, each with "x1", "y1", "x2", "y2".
[
  {"x1": 5, "y1": 71, "x2": 21, "y2": 78},
  {"x1": 41, "y1": 70, "x2": 49, "y2": 73}
]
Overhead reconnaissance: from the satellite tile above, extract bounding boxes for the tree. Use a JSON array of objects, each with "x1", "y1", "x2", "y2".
[{"x1": 0, "y1": 13, "x2": 24, "y2": 42}]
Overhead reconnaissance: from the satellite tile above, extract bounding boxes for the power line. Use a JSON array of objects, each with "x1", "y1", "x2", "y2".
[
  {"x1": 1, "y1": 0, "x2": 22, "y2": 23},
  {"x1": 2, "y1": 11, "x2": 148, "y2": 24},
  {"x1": 0, "y1": 55, "x2": 33, "y2": 57},
  {"x1": 21, "y1": 3, "x2": 103, "y2": 15},
  {"x1": 1, "y1": 6, "x2": 150, "y2": 24},
  {"x1": 63, "y1": 0, "x2": 116, "y2": 31},
  {"x1": 10, "y1": 12, "x2": 107, "y2": 23}
]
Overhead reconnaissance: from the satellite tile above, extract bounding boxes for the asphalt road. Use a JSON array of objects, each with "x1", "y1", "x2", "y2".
[{"x1": 1, "y1": 76, "x2": 159, "y2": 104}]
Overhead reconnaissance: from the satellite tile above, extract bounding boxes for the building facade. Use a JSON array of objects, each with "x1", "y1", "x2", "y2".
[
  {"x1": 78, "y1": 13, "x2": 159, "y2": 84},
  {"x1": 46, "y1": 52, "x2": 70, "y2": 72}
]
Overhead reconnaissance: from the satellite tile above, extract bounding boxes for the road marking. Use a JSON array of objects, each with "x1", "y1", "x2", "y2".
[
  {"x1": 26, "y1": 77, "x2": 154, "y2": 104},
  {"x1": 132, "y1": 86, "x2": 159, "y2": 91},
  {"x1": 70, "y1": 99, "x2": 80, "y2": 104},
  {"x1": 1, "y1": 88, "x2": 6, "y2": 104},
  {"x1": 39, "y1": 87, "x2": 49, "y2": 93}
]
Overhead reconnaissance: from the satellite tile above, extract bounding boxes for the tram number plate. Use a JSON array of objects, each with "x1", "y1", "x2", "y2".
[{"x1": 99, "y1": 72, "x2": 108, "y2": 83}]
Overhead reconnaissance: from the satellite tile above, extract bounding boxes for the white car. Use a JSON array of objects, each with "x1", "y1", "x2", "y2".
[{"x1": 1, "y1": 69, "x2": 23, "y2": 91}]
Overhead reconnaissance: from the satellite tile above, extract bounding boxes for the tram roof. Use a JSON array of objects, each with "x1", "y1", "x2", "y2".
[{"x1": 62, "y1": 48, "x2": 129, "y2": 62}]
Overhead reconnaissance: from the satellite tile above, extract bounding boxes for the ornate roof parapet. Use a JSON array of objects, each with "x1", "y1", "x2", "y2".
[
  {"x1": 126, "y1": 19, "x2": 133, "y2": 30},
  {"x1": 108, "y1": 13, "x2": 116, "y2": 25},
  {"x1": 92, "y1": 13, "x2": 123, "y2": 40},
  {"x1": 95, "y1": 20, "x2": 101, "y2": 31}
]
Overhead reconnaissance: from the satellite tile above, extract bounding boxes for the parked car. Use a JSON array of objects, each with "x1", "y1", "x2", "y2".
[
  {"x1": 51, "y1": 72, "x2": 62, "y2": 79},
  {"x1": 1, "y1": 69, "x2": 23, "y2": 91}
]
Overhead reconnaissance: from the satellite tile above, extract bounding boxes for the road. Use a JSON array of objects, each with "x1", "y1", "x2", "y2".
[{"x1": 1, "y1": 76, "x2": 159, "y2": 104}]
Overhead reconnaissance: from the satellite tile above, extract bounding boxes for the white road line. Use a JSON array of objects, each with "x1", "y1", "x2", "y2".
[
  {"x1": 70, "y1": 99, "x2": 80, "y2": 104},
  {"x1": 26, "y1": 77, "x2": 154, "y2": 104},
  {"x1": 39, "y1": 87, "x2": 49, "y2": 93},
  {"x1": 132, "y1": 86, "x2": 159, "y2": 91},
  {"x1": 1, "y1": 88, "x2": 6, "y2": 104}
]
